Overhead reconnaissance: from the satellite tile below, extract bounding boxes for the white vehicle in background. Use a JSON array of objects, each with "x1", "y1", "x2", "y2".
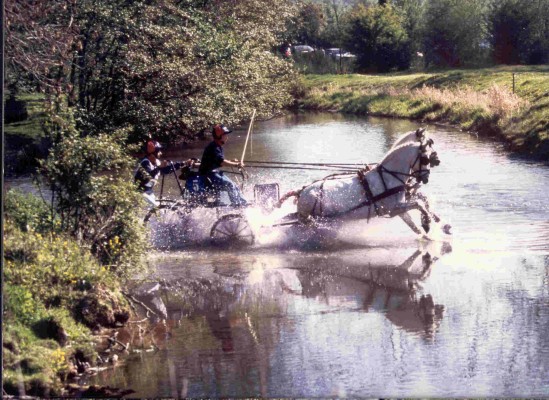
[
  {"x1": 325, "y1": 48, "x2": 356, "y2": 59},
  {"x1": 293, "y1": 45, "x2": 315, "y2": 54}
]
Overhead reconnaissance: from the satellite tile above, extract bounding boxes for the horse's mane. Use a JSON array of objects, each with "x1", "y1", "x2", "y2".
[
  {"x1": 379, "y1": 141, "x2": 419, "y2": 165},
  {"x1": 391, "y1": 128, "x2": 429, "y2": 150}
]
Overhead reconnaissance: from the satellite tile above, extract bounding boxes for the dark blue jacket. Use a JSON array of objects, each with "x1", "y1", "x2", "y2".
[{"x1": 199, "y1": 141, "x2": 224, "y2": 175}]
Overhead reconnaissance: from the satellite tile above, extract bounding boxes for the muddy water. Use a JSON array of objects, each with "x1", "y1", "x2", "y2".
[{"x1": 90, "y1": 113, "x2": 549, "y2": 397}]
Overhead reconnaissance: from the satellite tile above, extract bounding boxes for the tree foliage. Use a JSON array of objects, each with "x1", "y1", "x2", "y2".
[
  {"x1": 489, "y1": 0, "x2": 549, "y2": 65},
  {"x1": 392, "y1": 0, "x2": 426, "y2": 55},
  {"x1": 286, "y1": 1, "x2": 328, "y2": 48},
  {"x1": 5, "y1": 0, "x2": 77, "y2": 94},
  {"x1": 343, "y1": 3, "x2": 411, "y2": 72},
  {"x1": 6, "y1": 0, "x2": 298, "y2": 143},
  {"x1": 422, "y1": 0, "x2": 489, "y2": 68}
]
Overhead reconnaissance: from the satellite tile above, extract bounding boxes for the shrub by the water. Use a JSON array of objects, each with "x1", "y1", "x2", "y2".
[
  {"x1": 39, "y1": 125, "x2": 148, "y2": 278},
  {"x1": 3, "y1": 154, "x2": 141, "y2": 395}
]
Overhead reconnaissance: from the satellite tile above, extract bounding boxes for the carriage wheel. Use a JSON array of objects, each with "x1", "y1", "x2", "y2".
[{"x1": 210, "y1": 214, "x2": 255, "y2": 246}]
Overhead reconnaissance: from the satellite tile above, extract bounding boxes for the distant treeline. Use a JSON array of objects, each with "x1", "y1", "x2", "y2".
[
  {"x1": 287, "y1": 0, "x2": 549, "y2": 72},
  {"x1": 5, "y1": 0, "x2": 548, "y2": 142}
]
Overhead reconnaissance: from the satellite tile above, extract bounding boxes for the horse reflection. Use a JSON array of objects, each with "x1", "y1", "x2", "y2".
[{"x1": 294, "y1": 245, "x2": 449, "y2": 339}]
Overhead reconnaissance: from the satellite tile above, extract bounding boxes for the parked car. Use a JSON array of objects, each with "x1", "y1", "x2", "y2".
[
  {"x1": 325, "y1": 48, "x2": 342, "y2": 57},
  {"x1": 293, "y1": 45, "x2": 315, "y2": 54},
  {"x1": 325, "y1": 48, "x2": 356, "y2": 59}
]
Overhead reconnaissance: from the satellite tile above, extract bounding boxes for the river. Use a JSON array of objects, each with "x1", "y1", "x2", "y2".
[{"x1": 88, "y1": 113, "x2": 549, "y2": 397}]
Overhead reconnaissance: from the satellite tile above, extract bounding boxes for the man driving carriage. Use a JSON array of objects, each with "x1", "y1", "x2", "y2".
[
  {"x1": 134, "y1": 139, "x2": 194, "y2": 206},
  {"x1": 198, "y1": 124, "x2": 248, "y2": 207}
]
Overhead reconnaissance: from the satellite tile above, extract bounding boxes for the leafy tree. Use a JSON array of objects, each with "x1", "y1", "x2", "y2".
[
  {"x1": 6, "y1": 0, "x2": 298, "y2": 144},
  {"x1": 423, "y1": 0, "x2": 489, "y2": 68},
  {"x1": 4, "y1": 0, "x2": 77, "y2": 93},
  {"x1": 319, "y1": 0, "x2": 353, "y2": 48},
  {"x1": 343, "y1": 3, "x2": 411, "y2": 72},
  {"x1": 489, "y1": 0, "x2": 549, "y2": 64},
  {"x1": 392, "y1": 0, "x2": 426, "y2": 57},
  {"x1": 287, "y1": 1, "x2": 327, "y2": 47}
]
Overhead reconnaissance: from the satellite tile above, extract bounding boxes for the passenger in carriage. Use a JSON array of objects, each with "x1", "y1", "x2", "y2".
[
  {"x1": 134, "y1": 139, "x2": 194, "y2": 206},
  {"x1": 198, "y1": 124, "x2": 248, "y2": 207}
]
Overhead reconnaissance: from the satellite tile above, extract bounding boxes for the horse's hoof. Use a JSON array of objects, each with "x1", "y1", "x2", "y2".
[
  {"x1": 442, "y1": 224, "x2": 452, "y2": 235},
  {"x1": 441, "y1": 242, "x2": 453, "y2": 254}
]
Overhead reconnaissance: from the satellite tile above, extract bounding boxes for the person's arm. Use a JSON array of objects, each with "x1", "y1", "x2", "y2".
[
  {"x1": 158, "y1": 160, "x2": 185, "y2": 175},
  {"x1": 221, "y1": 159, "x2": 244, "y2": 168}
]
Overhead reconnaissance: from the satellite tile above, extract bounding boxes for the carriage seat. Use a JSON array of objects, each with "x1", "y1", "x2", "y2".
[{"x1": 184, "y1": 173, "x2": 224, "y2": 207}]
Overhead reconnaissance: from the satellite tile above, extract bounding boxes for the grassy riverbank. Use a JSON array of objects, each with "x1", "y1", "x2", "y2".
[
  {"x1": 297, "y1": 65, "x2": 549, "y2": 160},
  {"x1": 2, "y1": 189, "x2": 140, "y2": 396}
]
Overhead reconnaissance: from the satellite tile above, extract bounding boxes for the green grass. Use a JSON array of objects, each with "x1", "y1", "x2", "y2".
[
  {"x1": 299, "y1": 65, "x2": 549, "y2": 159},
  {"x1": 4, "y1": 93, "x2": 50, "y2": 175},
  {"x1": 4, "y1": 93, "x2": 47, "y2": 140},
  {"x1": 2, "y1": 190, "x2": 132, "y2": 397}
]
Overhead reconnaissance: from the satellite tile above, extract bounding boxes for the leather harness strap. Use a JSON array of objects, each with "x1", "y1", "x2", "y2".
[
  {"x1": 310, "y1": 169, "x2": 407, "y2": 219},
  {"x1": 358, "y1": 169, "x2": 380, "y2": 217}
]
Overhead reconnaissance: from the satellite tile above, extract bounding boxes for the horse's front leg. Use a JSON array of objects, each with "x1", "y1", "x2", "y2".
[
  {"x1": 415, "y1": 192, "x2": 441, "y2": 223},
  {"x1": 398, "y1": 211, "x2": 424, "y2": 236},
  {"x1": 414, "y1": 192, "x2": 452, "y2": 235},
  {"x1": 390, "y1": 202, "x2": 432, "y2": 236}
]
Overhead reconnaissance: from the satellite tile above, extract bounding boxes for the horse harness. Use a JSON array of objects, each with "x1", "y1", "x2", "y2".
[
  {"x1": 307, "y1": 148, "x2": 430, "y2": 219},
  {"x1": 305, "y1": 169, "x2": 405, "y2": 220}
]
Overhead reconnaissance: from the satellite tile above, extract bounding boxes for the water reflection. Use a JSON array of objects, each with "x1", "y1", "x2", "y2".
[
  {"x1": 292, "y1": 244, "x2": 450, "y2": 340},
  {"x1": 92, "y1": 242, "x2": 451, "y2": 397}
]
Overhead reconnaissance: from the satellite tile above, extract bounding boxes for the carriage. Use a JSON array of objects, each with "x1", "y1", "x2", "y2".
[
  {"x1": 144, "y1": 165, "x2": 282, "y2": 246},
  {"x1": 144, "y1": 128, "x2": 449, "y2": 247}
]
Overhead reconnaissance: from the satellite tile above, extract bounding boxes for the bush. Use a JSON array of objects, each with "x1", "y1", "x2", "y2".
[
  {"x1": 3, "y1": 283, "x2": 46, "y2": 325},
  {"x1": 39, "y1": 126, "x2": 148, "y2": 277},
  {"x1": 3, "y1": 224, "x2": 111, "y2": 306},
  {"x1": 343, "y1": 4, "x2": 411, "y2": 72}
]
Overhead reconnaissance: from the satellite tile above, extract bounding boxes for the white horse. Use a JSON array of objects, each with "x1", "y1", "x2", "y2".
[{"x1": 278, "y1": 134, "x2": 440, "y2": 236}]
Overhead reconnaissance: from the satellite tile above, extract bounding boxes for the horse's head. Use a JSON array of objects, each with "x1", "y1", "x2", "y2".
[
  {"x1": 413, "y1": 135, "x2": 439, "y2": 184},
  {"x1": 379, "y1": 130, "x2": 440, "y2": 186}
]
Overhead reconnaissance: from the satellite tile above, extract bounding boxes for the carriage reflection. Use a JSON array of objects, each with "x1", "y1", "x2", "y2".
[{"x1": 101, "y1": 244, "x2": 449, "y2": 396}]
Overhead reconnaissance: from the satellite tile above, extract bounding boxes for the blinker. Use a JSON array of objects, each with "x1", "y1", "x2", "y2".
[{"x1": 429, "y1": 152, "x2": 440, "y2": 167}]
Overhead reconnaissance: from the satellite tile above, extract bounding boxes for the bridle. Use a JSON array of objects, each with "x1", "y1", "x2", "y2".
[{"x1": 374, "y1": 139, "x2": 437, "y2": 191}]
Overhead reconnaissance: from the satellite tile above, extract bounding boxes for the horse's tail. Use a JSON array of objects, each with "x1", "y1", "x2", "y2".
[{"x1": 275, "y1": 189, "x2": 302, "y2": 208}]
